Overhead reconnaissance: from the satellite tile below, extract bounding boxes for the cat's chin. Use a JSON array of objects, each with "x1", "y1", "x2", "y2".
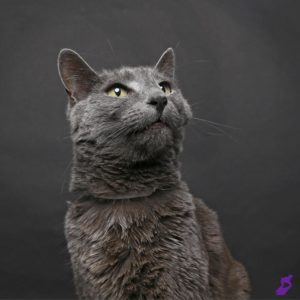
[{"x1": 124, "y1": 121, "x2": 173, "y2": 159}]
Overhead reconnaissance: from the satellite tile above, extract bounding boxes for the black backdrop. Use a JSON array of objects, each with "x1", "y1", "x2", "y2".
[{"x1": 1, "y1": 0, "x2": 299, "y2": 299}]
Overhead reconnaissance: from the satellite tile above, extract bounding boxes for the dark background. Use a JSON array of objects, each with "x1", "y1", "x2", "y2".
[{"x1": 1, "y1": 0, "x2": 299, "y2": 299}]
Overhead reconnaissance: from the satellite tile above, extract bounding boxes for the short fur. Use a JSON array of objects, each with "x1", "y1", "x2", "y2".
[{"x1": 58, "y1": 48, "x2": 250, "y2": 299}]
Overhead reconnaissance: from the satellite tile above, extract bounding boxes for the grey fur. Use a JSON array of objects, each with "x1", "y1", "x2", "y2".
[{"x1": 58, "y1": 48, "x2": 250, "y2": 299}]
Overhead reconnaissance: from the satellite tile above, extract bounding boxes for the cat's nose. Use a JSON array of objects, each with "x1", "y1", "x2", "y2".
[{"x1": 147, "y1": 95, "x2": 168, "y2": 113}]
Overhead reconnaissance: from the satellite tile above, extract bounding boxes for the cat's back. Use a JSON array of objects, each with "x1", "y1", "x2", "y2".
[{"x1": 193, "y1": 197, "x2": 251, "y2": 299}]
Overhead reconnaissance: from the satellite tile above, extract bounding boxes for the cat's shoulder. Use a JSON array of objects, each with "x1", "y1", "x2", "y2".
[
  {"x1": 192, "y1": 197, "x2": 224, "y2": 254},
  {"x1": 192, "y1": 197, "x2": 221, "y2": 233}
]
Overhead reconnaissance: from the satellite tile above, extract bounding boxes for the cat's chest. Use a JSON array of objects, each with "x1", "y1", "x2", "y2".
[{"x1": 65, "y1": 194, "x2": 210, "y2": 299}]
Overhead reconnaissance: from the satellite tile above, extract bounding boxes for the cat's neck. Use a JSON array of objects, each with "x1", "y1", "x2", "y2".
[{"x1": 70, "y1": 143, "x2": 181, "y2": 200}]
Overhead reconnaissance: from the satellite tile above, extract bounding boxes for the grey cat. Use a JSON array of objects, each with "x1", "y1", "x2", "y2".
[{"x1": 57, "y1": 48, "x2": 250, "y2": 300}]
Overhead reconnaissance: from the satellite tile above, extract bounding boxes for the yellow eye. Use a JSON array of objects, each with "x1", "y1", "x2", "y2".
[
  {"x1": 159, "y1": 81, "x2": 172, "y2": 95},
  {"x1": 106, "y1": 84, "x2": 128, "y2": 98}
]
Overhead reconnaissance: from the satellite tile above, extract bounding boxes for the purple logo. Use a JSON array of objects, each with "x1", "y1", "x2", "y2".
[{"x1": 276, "y1": 274, "x2": 293, "y2": 296}]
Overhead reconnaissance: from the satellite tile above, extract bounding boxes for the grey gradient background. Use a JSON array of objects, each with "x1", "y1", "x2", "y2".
[{"x1": 0, "y1": 0, "x2": 299, "y2": 299}]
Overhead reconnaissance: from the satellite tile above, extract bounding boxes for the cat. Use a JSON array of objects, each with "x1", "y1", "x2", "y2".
[{"x1": 57, "y1": 47, "x2": 250, "y2": 300}]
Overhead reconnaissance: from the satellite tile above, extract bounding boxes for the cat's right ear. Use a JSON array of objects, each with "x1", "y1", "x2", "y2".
[
  {"x1": 57, "y1": 49, "x2": 100, "y2": 105},
  {"x1": 154, "y1": 48, "x2": 175, "y2": 79}
]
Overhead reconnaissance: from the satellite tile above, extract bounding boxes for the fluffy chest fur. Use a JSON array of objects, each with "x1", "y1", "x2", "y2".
[{"x1": 65, "y1": 187, "x2": 212, "y2": 300}]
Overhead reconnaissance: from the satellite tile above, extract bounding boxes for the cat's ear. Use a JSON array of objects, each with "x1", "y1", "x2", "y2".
[
  {"x1": 154, "y1": 48, "x2": 175, "y2": 78},
  {"x1": 57, "y1": 49, "x2": 100, "y2": 104}
]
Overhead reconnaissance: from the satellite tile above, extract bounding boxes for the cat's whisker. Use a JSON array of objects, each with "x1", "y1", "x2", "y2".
[
  {"x1": 192, "y1": 117, "x2": 240, "y2": 130},
  {"x1": 189, "y1": 123, "x2": 225, "y2": 139},
  {"x1": 203, "y1": 123, "x2": 239, "y2": 143},
  {"x1": 106, "y1": 38, "x2": 121, "y2": 65},
  {"x1": 174, "y1": 41, "x2": 181, "y2": 50},
  {"x1": 99, "y1": 125, "x2": 130, "y2": 146},
  {"x1": 190, "y1": 118, "x2": 241, "y2": 143},
  {"x1": 104, "y1": 125, "x2": 129, "y2": 139}
]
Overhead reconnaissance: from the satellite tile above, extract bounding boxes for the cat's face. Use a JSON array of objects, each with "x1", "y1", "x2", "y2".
[{"x1": 58, "y1": 48, "x2": 192, "y2": 162}]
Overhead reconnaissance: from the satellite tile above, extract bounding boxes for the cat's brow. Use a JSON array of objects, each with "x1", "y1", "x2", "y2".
[{"x1": 127, "y1": 81, "x2": 141, "y2": 92}]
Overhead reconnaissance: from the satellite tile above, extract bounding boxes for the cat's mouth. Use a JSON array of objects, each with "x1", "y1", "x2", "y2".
[
  {"x1": 144, "y1": 119, "x2": 167, "y2": 131},
  {"x1": 149, "y1": 120, "x2": 166, "y2": 128}
]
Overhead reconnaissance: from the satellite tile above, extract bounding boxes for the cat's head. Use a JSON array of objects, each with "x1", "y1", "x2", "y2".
[{"x1": 57, "y1": 48, "x2": 192, "y2": 162}]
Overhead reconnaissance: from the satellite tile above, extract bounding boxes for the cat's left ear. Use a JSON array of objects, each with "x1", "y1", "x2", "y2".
[{"x1": 154, "y1": 48, "x2": 175, "y2": 79}]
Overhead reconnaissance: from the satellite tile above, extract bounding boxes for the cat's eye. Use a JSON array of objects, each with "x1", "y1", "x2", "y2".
[
  {"x1": 158, "y1": 81, "x2": 172, "y2": 95},
  {"x1": 106, "y1": 84, "x2": 128, "y2": 98}
]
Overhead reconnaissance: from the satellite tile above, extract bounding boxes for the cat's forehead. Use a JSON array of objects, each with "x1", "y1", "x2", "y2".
[{"x1": 99, "y1": 66, "x2": 166, "y2": 89}]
